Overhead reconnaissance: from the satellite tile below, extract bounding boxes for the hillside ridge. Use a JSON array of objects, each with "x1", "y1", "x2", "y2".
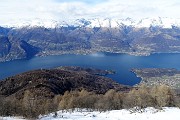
[{"x1": 0, "y1": 66, "x2": 130, "y2": 99}]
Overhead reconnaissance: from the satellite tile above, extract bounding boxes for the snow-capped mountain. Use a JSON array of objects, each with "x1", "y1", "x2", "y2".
[
  {"x1": 61, "y1": 17, "x2": 180, "y2": 28},
  {"x1": 1, "y1": 17, "x2": 180, "y2": 28},
  {"x1": 136, "y1": 17, "x2": 180, "y2": 28}
]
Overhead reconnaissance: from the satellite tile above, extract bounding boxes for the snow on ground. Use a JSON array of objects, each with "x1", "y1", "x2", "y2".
[
  {"x1": 39, "y1": 107, "x2": 180, "y2": 120},
  {"x1": 0, "y1": 116, "x2": 25, "y2": 120},
  {"x1": 0, "y1": 107, "x2": 179, "y2": 120}
]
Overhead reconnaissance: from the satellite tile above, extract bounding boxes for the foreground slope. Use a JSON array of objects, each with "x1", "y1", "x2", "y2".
[{"x1": 1, "y1": 107, "x2": 180, "y2": 120}]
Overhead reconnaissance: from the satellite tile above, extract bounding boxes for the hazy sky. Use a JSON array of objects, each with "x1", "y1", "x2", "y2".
[{"x1": 0, "y1": 0, "x2": 180, "y2": 21}]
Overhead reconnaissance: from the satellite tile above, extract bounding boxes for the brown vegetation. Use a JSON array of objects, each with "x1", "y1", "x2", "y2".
[{"x1": 0, "y1": 84, "x2": 179, "y2": 118}]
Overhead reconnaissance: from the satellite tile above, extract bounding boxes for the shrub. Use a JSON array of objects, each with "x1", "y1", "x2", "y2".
[
  {"x1": 151, "y1": 85, "x2": 175, "y2": 107},
  {"x1": 123, "y1": 85, "x2": 155, "y2": 108}
]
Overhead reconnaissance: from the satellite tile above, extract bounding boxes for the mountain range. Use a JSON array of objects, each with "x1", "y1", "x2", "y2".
[
  {"x1": 0, "y1": 17, "x2": 180, "y2": 61},
  {"x1": 2, "y1": 17, "x2": 180, "y2": 28}
]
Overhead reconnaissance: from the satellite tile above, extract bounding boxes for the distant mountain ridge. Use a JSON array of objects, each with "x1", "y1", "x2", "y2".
[
  {"x1": 1, "y1": 17, "x2": 180, "y2": 28},
  {"x1": 0, "y1": 17, "x2": 180, "y2": 62}
]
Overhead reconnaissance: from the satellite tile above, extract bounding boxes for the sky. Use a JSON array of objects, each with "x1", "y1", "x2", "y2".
[{"x1": 0, "y1": 0, "x2": 180, "y2": 22}]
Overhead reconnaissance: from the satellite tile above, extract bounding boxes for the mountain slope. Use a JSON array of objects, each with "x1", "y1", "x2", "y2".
[{"x1": 0, "y1": 36, "x2": 11, "y2": 57}]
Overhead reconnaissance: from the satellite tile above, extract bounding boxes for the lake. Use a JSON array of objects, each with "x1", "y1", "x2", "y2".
[{"x1": 0, "y1": 53, "x2": 180, "y2": 86}]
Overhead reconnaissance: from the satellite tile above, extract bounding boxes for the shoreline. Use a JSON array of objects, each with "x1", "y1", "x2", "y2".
[{"x1": 1, "y1": 51, "x2": 180, "y2": 63}]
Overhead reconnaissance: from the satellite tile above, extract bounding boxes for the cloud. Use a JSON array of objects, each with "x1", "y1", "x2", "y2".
[
  {"x1": 55, "y1": 0, "x2": 107, "y2": 4},
  {"x1": 0, "y1": 0, "x2": 180, "y2": 24},
  {"x1": 0, "y1": 0, "x2": 55, "y2": 20}
]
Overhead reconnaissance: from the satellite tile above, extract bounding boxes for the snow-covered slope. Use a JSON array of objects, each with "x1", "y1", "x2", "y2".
[
  {"x1": 38, "y1": 107, "x2": 180, "y2": 120},
  {"x1": 1, "y1": 17, "x2": 180, "y2": 28},
  {"x1": 1, "y1": 107, "x2": 180, "y2": 120}
]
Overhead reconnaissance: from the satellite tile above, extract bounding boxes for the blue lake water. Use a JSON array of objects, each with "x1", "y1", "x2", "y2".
[{"x1": 0, "y1": 53, "x2": 180, "y2": 86}]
